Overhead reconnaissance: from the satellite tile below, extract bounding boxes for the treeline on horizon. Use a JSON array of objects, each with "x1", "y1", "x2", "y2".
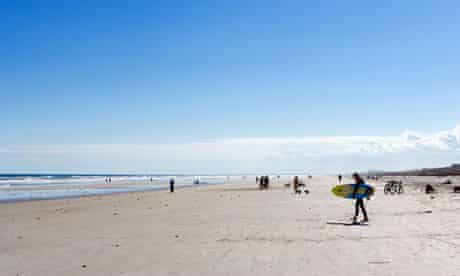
[{"x1": 374, "y1": 164, "x2": 460, "y2": 177}]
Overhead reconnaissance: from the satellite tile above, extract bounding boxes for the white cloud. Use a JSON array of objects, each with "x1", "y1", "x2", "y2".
[{"x1": 1, "y1": 124, "x2": 460, "y2": 173}]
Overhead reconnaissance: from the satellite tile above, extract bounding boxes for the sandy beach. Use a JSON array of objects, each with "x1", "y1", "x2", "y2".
[
  {"x1": 2, "y1": 176, "x2": 460, "y2": 275},
  {"x1": 4, "y1": 1, "x2": 460, "y2": 275}
]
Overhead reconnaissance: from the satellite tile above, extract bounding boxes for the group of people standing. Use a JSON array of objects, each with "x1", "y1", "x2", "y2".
[{"x1": 256, "y1": 175, "x2": 270, "y2": 190}]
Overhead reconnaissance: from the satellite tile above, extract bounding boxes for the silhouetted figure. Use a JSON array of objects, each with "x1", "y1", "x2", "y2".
[
  {"x1": 396, "y1": 181, "x2": 404, "y2": 194},
  {"x1": 169, "y1": 178, "x2": 175, "y2": 193},
  {"x1": 338, "y1": 174, "x2": 343, "y2": 185},
  {"x1": 293, "y1": 176, "x2": 301, "y2": 194},
  {"x1": 425, "y1": 184, "x2": 435, "y2": 194},
  {"x1": 260, "y1": 175, "x2": 269, "y2": 190}
]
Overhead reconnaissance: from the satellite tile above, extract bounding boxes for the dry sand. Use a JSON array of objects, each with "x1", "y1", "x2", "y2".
[{"x1": 2, "y1": 176, "x2": 460, "y2": 276}]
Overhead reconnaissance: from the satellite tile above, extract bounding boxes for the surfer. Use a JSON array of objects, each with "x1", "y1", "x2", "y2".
[{"x1": 352, "y1": 172, "x2": 369, "y2": 224}]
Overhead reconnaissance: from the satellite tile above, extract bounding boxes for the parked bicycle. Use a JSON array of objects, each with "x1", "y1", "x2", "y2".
[{"x1": 384, "y1": 180, "x2": 404, "y2": 195}]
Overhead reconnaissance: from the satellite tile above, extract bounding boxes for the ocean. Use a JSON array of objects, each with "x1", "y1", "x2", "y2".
[{"x1": 0, "y1": 174, "x2": 228, "y2": 202}]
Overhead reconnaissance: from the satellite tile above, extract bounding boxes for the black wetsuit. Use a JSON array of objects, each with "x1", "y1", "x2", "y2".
[{"x1": 353, "y1": 180, "x2": 368, "y2": 220}]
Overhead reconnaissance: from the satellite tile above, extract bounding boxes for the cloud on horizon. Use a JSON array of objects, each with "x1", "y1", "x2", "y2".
[{"x1": 1, "y1": 124, "x2": 460, "y2": 173}]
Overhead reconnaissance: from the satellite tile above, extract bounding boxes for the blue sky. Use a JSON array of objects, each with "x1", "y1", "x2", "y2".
[{"x1": 2, "y1": 1, "x2": 460, "y2": 173}]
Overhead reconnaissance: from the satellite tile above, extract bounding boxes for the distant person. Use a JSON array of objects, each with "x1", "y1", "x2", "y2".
[
  {"x1": 397, "y1": 181, "x2": 403, "y2": 194},
  {"x1": 263, "y1": 175, "x2": 269, "y2": 189},
  {"x1": 352, "y1": 172, "x2": 369, "y2": 224},
  {"x1": 338, "y1": 174, "x2": 343, "y2": 185},
  {"x1": 425, "y1": 184, "x2": 435, "y2": 194},
  {"x1": 109, "y1": 177, "x2": 111, "y2": 183},
  {"x1": 169, "y1": 178, "x2": 175, "y2": 193},
  {"x1": 258, "y1": 176, "x2": 264, "y2": 189},
  {"x1": 293, "y1": 176, "x2": 301, "y2": 194}
]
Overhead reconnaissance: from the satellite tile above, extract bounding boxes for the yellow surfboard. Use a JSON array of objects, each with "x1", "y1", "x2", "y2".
[{"x1": 332, "y1": 184, "x2": 374, "y2": 199}]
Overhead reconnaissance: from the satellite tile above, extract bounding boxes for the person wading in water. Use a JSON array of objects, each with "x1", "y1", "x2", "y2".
[{"x1": 352, "y1": 172, "x2": 369, "y2": 224}]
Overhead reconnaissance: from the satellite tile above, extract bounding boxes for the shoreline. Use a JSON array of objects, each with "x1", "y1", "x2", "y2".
[{"x1": 0, "y1": 181, "x2": 225, "y2": 204}]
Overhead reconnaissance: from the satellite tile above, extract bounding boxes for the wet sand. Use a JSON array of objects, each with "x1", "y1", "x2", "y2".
[{"x1": 2, "y1": 176, "x2": 460, "y2": 276}]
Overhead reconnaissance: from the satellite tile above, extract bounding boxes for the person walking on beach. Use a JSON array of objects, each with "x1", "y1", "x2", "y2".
[
  {"x1": 264, "y1": 175, "x2": 269, "y2": 189},
  {"x1": 352, "y1": 172, "x2": 369, "y2": 224},
  {"x1": 338, "y1": 174, "x2": 343, "y2": 185},
  {"x1": 293, "y1": 176, "x2": 301, "y2": 194},
  {"x1": 169, "y1": 178, "x2": 175, "y2": 193}
]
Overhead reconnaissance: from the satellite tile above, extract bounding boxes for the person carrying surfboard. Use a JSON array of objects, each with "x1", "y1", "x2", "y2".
[{"x1": 352, "y1": 172, "x2": 369, "y2": 224}]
